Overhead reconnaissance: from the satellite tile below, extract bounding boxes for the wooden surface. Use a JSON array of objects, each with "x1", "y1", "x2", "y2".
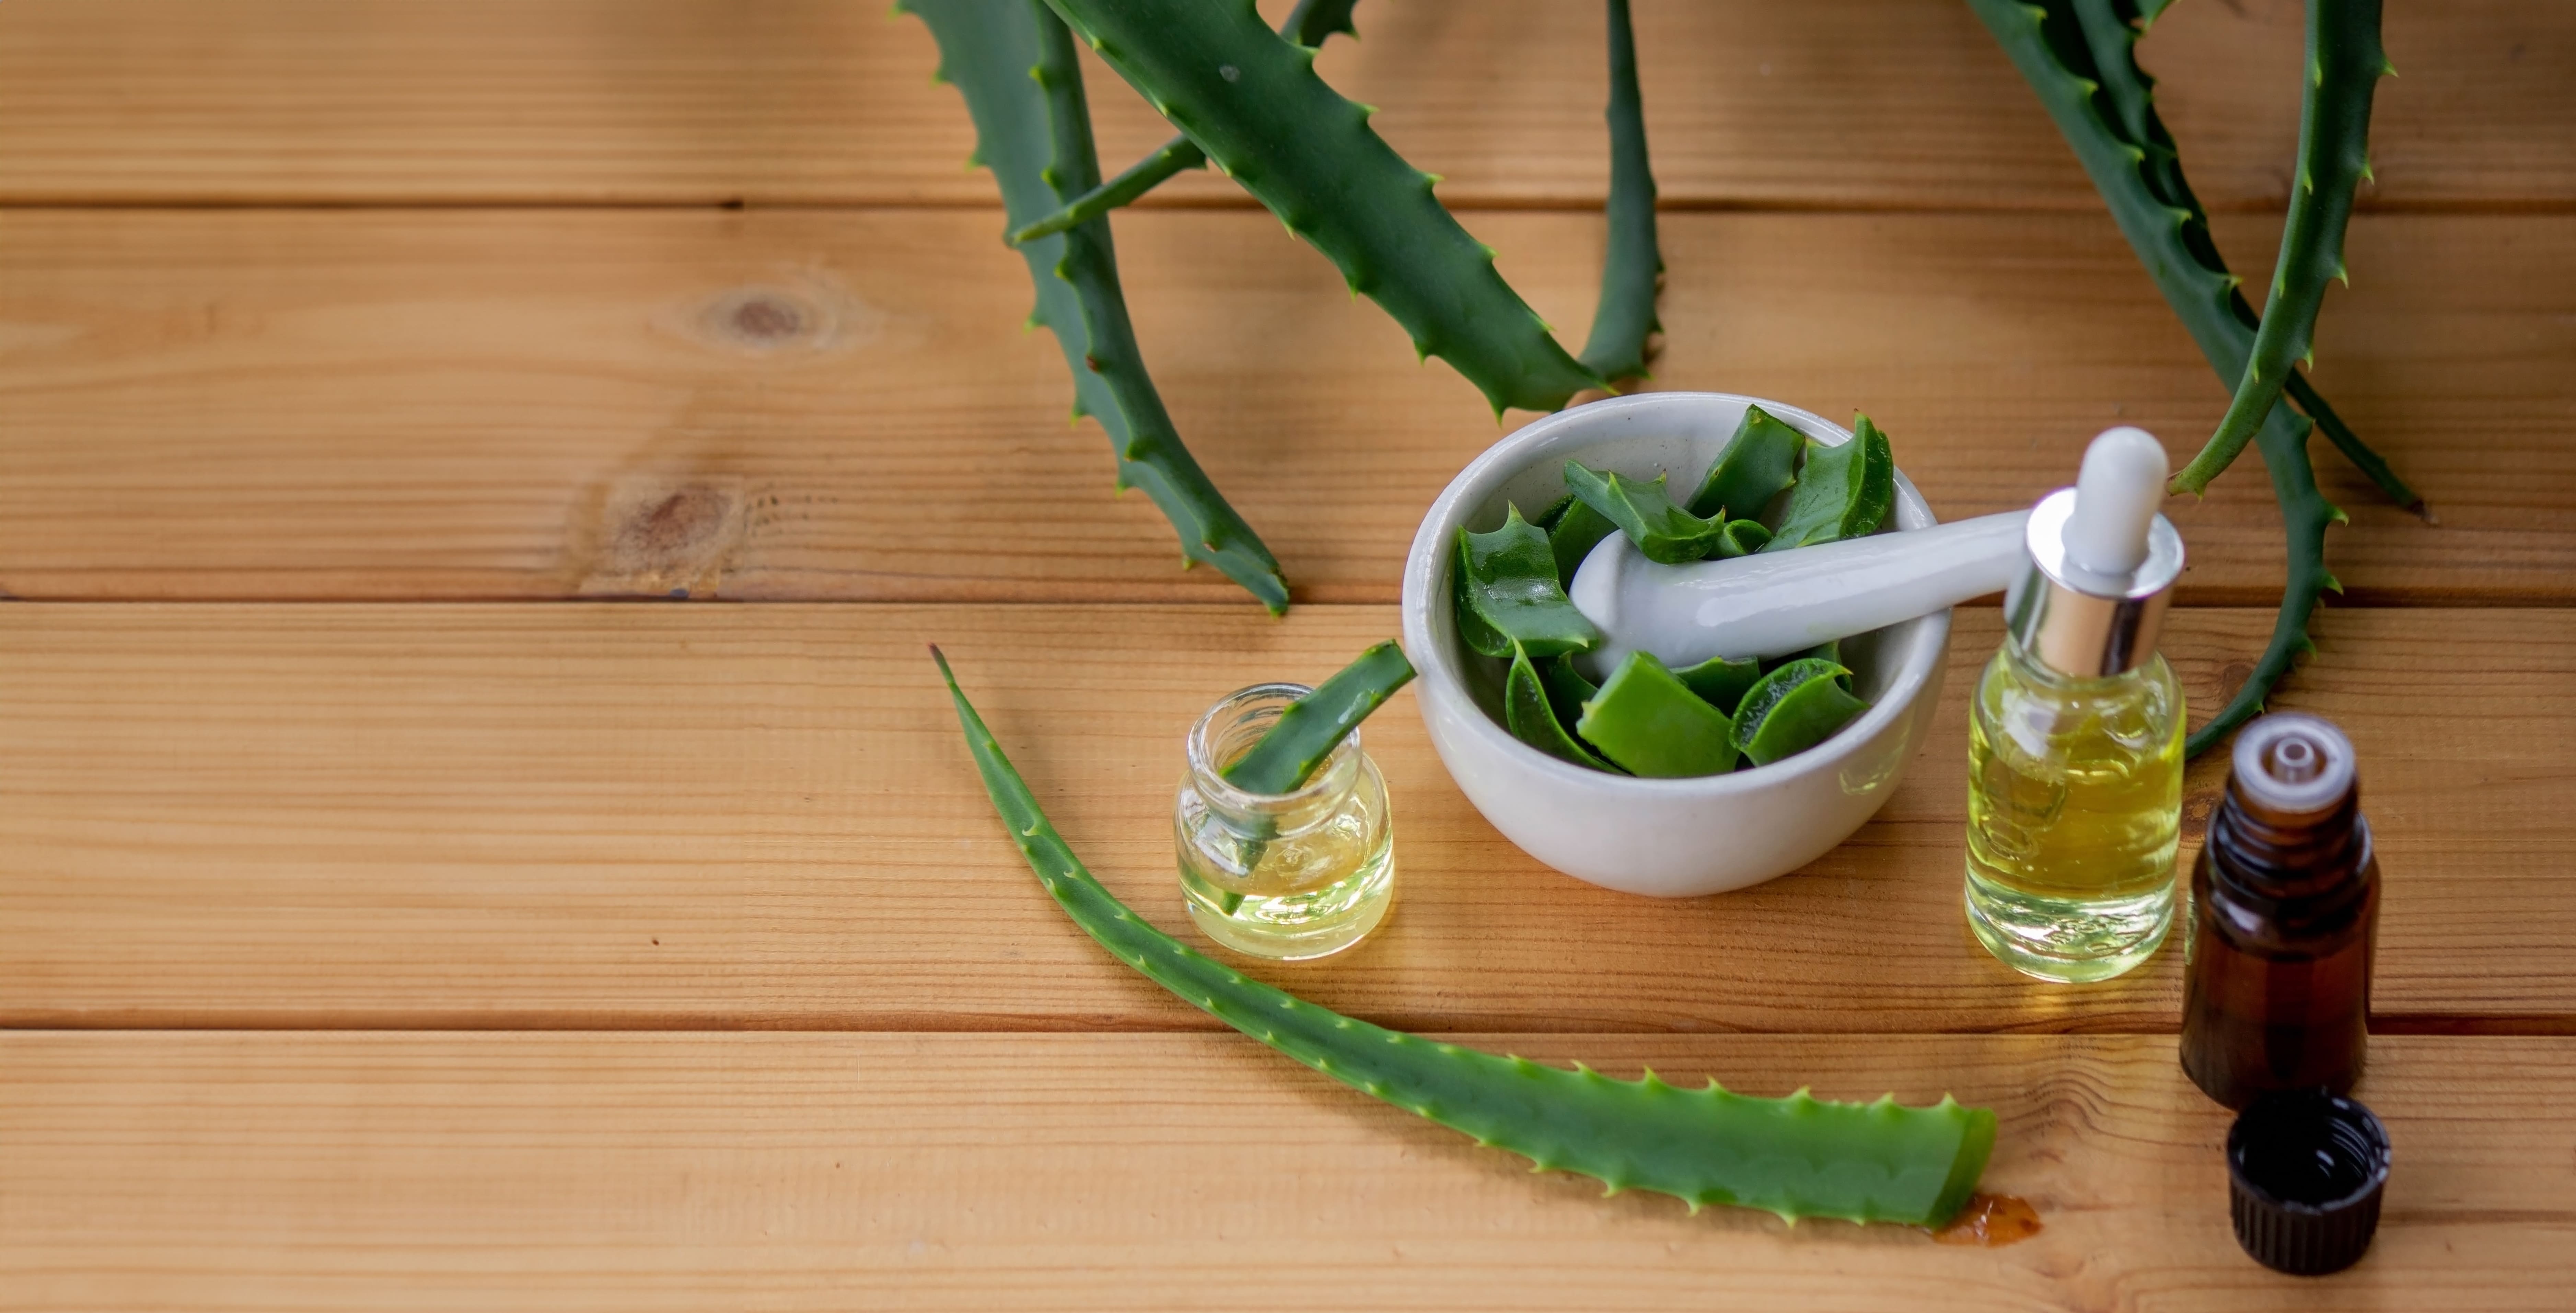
[
  {"x1": 5, "y1": 1033, "x2": 2573, "y2": 1311},
  {"x1": 1, "y1": 0, "x2": 2569, "y2": 1306}
]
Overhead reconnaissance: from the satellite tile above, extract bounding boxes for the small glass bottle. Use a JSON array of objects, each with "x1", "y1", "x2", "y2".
[
  {"x1": 2181, "y1": 713, "x2": 2379, "y2": 1109},
  {"x1": 1965, "y1": 428, "x2": 2187, "y2": 983},
  {"x1": 1175, "y1": 683, "x2": 1395, "y2": 961}
]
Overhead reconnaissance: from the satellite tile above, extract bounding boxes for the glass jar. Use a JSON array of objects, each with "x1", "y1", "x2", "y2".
[
  {"x1": 1174, "y1": 683, "x2": 1395, "y2": 960},
  {"x1": 1963, "y1": 632, "x2": 2186, "y2": 982}
]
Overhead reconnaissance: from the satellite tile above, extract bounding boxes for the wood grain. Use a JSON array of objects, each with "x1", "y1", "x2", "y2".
[
  {"x1": 2, "y1": 603, "x2": 2564, "y2": 1033},
  {"x1": 3, "y1": 1031, "x2": 2568, "y2": 1310},
  {"x1": 1, "y1": 208, "x2": 2564, "y2": 604},
  {"x1": 0, "y1": 1, "x2": 2564, "y2": 210}
]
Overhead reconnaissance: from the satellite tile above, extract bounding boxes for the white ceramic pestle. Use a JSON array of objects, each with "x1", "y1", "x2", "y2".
[{"x1": 1569, "y1": 426, "x2": 2170, "y2": 675}]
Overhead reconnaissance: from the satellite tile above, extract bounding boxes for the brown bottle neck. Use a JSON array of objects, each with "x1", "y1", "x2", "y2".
[{"x1": 2205, "y1": 781, "x2": 2375, "y2": 929}]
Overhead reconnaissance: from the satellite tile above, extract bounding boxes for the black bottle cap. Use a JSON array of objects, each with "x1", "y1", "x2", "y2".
[{"x1": 2226, "y1": 1090, "x2": 2391, "y2": 1275}]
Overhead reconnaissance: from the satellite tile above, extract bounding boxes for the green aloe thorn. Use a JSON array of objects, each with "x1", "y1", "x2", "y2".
[
  {"x1": 1040, "y1": 0, "x2": 1604, "y2": 414},
  {"x1": 904, "y1": 0, "x2": 1289, "y2": 613},
  {"x1": 1007, "y1": 0, "x2": 1366, "y2": 245},
  {"x1": 2169, "y1": 0, "x2": 2387, "y2": 497},
  {"x1": 934, "y1": 646, "x2": 1996, "y2": 1225},
  {"x1": 1577, "y1": 0, "x2": 1665, "y2": 384}
]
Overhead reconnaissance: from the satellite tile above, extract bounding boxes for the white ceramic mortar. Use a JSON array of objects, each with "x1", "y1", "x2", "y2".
[{"x1": 1400, "y1": 392, "x2": 1952, "y2": 896}]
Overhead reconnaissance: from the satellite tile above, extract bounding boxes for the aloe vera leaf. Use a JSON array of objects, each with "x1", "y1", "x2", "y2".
[
  {"x1": 1531, "y1": 492, "x2": 1577, "y2": 533},
  {"x1": 1563, "y1": 462, "x2": 1727, "y2": 565},
  {"x1": 1541, "y1": 651, "x2": 1600, "y2": 729},
  {"x1": 1686, "y1": 403, "x2": 1807, "y2": 521},
  {"x1": 2069, "y1": 0, "x2": 2422, "y2": 515},
  {"x1": 1040, "y1": 0, "x2": 1604, "y2": 415},
  {"x1": 2168, "y1": 0, "x2": 2386, "y2": 497},
  {"x1": 2286, "y1": 372, "x2": 2426, "y2": 518},
  {"x1": 1970, "y1": 0, "x2": 2352, "y2": 753},
  {"x1": 1576, "y1": 651, "x2": 1739, "y2": 777},
  {"x1": 1732, "y1": 660, "x2": 1869, "y2": 767},
  {"x1": 935, "y1": 648, "x2": 1996, "y2": 1225},
  {"x1": 1221, "y1": 640, "x2": 1416, "y2": 795},
  {"x1": 1672, "y1": 654, "x2": 1762, "y2": 717},
  {"x1": 1717, "y1": 519, "x2": 1772, "y2": 556},
  {"x1": 1762, "y1": 416, "x2": 1894, "y2": 551},
  {"x1": 1505, "y1": 644, "x2": 1616, "y2": 771},
  {"x1": 1577, "y1": 0, "x2": 1664, "y2": 383},
  {"x1": 1457, "y1": 506, "x2": 1604, "y2": 659},
  {"x1": 905, "y1": 0, "x2": 1288, "y2": 613},
  {"x1": 1007, "y1": 0, "x2": 1365, "y2": 244},
  {"x1": 1548, "y1": 497, "x2": 1622, "y2": 585}
]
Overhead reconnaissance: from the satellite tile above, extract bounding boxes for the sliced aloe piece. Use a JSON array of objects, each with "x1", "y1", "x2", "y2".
[
  {"x1": 1455, "y1": 505, "x2": 1603, "y2": 659},
  {"x1": 1672, "y1": 654, "x2": 1762, "y2": 716},
  {"x1": 1563, "y1": 461, "x2": 1727, "y2": 565},
  {"x1": 1688, "y1": 404, "x2": 1807, "y2": 521},
  {"x1": 1222, "y1": 640, "x2": 1416, "y2": 794},
  {"x1": 1505, "y1": 644, "x2": 1616, "y2": 771},
  {"x1": 1547, "y1": 497, "x2": 1621, "y2": 586},
  {"x1": 1576, "y1": 651, "x2": 1740, "y2": 777},
  {"x1": 1732, "y1": 658, "x2": 1870, "y2": 767},
  {"x1": 1540, "y1": 651, "x2": 1599, "y2": 730},
  {"x1": 1764, "y1": 416, "x2": 1895, "y2": 551}
]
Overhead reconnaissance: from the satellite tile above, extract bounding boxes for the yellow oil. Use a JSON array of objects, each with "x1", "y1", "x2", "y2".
[
  {"x1": 1964, "y1": 639, "x2": 2184, "y2": 982},
  {"x1": 1175, "y1": 737, "x2": 1394, "y2": 962}
]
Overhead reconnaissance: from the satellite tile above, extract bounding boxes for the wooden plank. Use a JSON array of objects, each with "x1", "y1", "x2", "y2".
[
  {"x1": 0, "y1": 208, "x2": 2564, "y2": 605},
  {"x1": 0, "y1": 1, "x2": 2564, "y2": 210},
  {"x1": 3, "y1": 1031, "x2": 2568, "y2": 1310},
  {"x1": 1, "y1": 603, "x2": 2564, "y2": 1033}
]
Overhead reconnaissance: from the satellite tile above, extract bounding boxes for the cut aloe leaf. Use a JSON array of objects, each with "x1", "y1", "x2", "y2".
[
  {"x1": 1764, "y1": 416, "x2": 1895, "y2": 551},
  {"x1": 1505, "y1": 644, "x2": 1616, "y2": 771},
  {"x1": 1547, "y1": 497, "x2": 1622, "y2": 586},
  {"x1": 1223, "y1": 640, "x2": 1415, "y2": 795},
  {"x1": 1576, "y1": 651, "x2": 1740, "y2": 777},
  {"x1": 1455, "y1": 505, "x2": 1603, "y2": 659},
  {"x1": 1732, "y1": 658, "x2": 1870, "y2": 767},
  {"x1": 1564, "y1": 461, "x2": 1727, "y2": 565},
  {"x1": 1688, "y1": 404, "x2": 1807, "y2": 521},
  {"x1": 1540, "y1": 651, "x2": 1599, "y2": 730},
  {"x1": 1672, "y1": 654, "x2": 1762, "y2": 716}
]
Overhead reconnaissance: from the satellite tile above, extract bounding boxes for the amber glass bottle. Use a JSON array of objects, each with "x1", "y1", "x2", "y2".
[{"x1": 2180, "y1": 713, "x2": 2380, "y2": 1109}]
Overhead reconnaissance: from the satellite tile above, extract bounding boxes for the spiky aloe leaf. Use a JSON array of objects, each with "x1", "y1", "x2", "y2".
[
  {"x1": 1042, "y1": 0, "x2": 1604, "y2": 415},
  {"x1": 905, "y1": 0, "x2": 1289, "y2": 612},
  {"x1": 2169, "y1": 0, "x2": 2386, "y2": 496},
  {"x1": 1009, "y1": 0, "x2": 1365, "y2": 244},
  {"x1": 1971, "y1": 0, "x2": 2352, "y2": 753},
  {"x1": 1577, "y1": 0, "x2": 1663, "y2": 383},
  {"x1": 2068, "y1": 0, "x2": 2423, "y2": 513},
  {"x1": 933, "y1": 647, "x2": 1996, "y2": 1225}
]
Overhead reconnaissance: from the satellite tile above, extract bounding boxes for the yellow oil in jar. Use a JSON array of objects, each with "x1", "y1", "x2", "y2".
[
  {"x1": 1964, "y1": 638, "x2": 2184, "y2": 982},
  {"x1": 1175, "y1": 684, "x2": 1395, "y2": 961}
]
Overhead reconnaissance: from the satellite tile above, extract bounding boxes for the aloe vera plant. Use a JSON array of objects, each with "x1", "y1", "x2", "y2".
[
  {"x1": 936, "y1": 647, "x2": 1997, "y2": 1224},
  {"x1": 1039, "y1": 0, "x2": 1604, "y2": 414},
  {"x1": 2169, "y1": 0, "x2": 2387, "y2": 496},
  {"x1": 904, "y1": 0, "x2": 1287, "y2": 611},
  {"x1": 1007, "y1": 0, "x2": 1365, "y2": 245},
  {"x1": 2063, "y1": 0, "x2": 2418, "y2": 514},
  {"x1": 1972, "y1": 0, "x2": 2377, "y2": 753},
  {"x1": 1578, "y1": 0, "x2": 1663, "y2": 383},
  {"x1": 1223, "y1": 640, "x2": 1416, "y2": 794}
]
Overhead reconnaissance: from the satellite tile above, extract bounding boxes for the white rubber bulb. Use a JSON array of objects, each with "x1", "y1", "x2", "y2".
[{"x1": 2062, "y1": 426, "x2": 2169, "y2": 578}]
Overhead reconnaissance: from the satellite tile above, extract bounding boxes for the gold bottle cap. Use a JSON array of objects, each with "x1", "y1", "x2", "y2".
[{"x1": 2005, "y1": 487, "x2": 2185, "y2": 677}]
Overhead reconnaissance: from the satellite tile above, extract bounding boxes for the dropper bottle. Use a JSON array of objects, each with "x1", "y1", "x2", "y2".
[{"x1": 1965, "y1": 428, "x2": 2188, "y2": 982}]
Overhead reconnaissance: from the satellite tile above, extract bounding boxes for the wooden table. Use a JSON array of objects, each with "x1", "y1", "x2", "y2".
[{"x1": 2, "y1": 2, "x2": 2570, "y2": 1307}]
